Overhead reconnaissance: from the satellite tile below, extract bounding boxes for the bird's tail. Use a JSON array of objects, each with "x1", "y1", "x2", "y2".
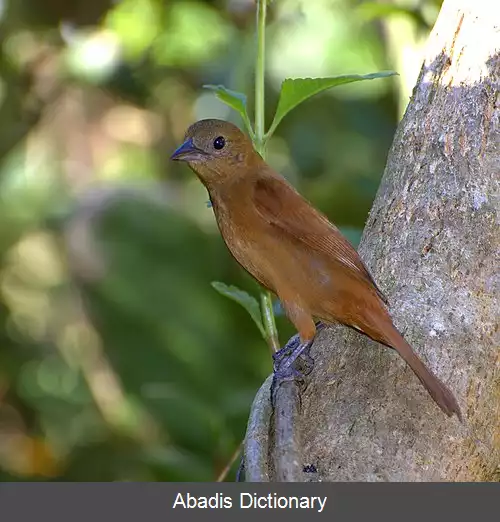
[{"x1": 386, "y1": 327, "x2": 462, "y2": 420}]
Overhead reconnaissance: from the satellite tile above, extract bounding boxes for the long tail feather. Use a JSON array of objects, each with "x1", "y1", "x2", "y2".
[{"x1": 387, "y1": 328, "x2": 462, "y2": 420}]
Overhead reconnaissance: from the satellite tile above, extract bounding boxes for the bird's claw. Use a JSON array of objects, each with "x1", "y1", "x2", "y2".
[
  {"x1": 271, "y1": 337, "x2": 315, "y2": 405},
  {"x1": 273, "y1": 340, "x2": 314, "y2": 374},
  {"x1": 272, "y1": 334, "x2": 301, "y2": 369}
]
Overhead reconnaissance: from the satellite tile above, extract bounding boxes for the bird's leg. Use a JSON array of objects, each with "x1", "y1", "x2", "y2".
[
  {"x1": 272, "y1": 333, "x2": 314, "y2": 373},
  {"x1": 273, "y1": 308, "x2": 326, "y2": 375},
  {"x1": 274, "y1": 338, "x2": 314, "y2": 376},
  {"x1": 272, "y1": 320, "x2": 326, "y2": 370},
  {"x1": 272, "y1": 333, "x2": 300, "y2": 365},
  {"x1": 271, "y1": 298, "x2": 324, "y2": 401},
  {"x1": 271, "y1": 338, "x2": 314, "y2": 404}
]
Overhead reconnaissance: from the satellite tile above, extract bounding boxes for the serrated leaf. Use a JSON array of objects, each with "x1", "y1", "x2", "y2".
[
  {"x1": 267, "y1": 72, "x2": 398, "y2": 138},
  {"x1": 211, "y1": 282, "x2": 266, "y2": 339},
  {"x1": 203, "y1": 85, "x2": 254, "y2": 137}
]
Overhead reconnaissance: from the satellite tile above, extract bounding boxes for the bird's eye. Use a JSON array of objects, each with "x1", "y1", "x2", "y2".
[{"x1": 213, "y1": 136, "x2": 225, "y2": 150}]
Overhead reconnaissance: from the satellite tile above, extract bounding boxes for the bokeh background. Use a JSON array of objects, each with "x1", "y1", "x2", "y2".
[{"x1": 0, "y1": 0, "x2": 441, "y2": 481}]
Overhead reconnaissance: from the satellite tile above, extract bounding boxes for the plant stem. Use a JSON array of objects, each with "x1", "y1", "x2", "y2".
[
  {"x1": 261, "y1": 291, "x2": 279, "y2": 352},
  {"x1": 254, "y1": 0, "x2": 267, "y2": 156},
  {"x1": 253, "y1": 0, "x2": 279, "y2": 353},
  {"x1": 216, "y1": 441, "x2": 243, "y2": 482}
]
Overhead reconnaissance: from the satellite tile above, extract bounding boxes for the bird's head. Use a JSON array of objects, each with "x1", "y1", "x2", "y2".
[{"x1": 170, "y1": 119, "x2": 258, "y2": 185}]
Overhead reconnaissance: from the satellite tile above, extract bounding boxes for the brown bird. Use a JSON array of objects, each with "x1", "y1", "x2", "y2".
[{"x1": 171, "y1": 119, "x2": 461, "y2": 419}]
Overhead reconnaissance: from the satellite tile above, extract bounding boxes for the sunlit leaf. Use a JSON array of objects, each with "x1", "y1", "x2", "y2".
[
  {"x1": 267, "y1": 72, "x2": 398, "y2": 137},
  {"x1": 203, "y1": 85, "x2": 254, "y2": 137},
  {"x1": 211, "y1": 282, "x2": 266, "y2": 339}
]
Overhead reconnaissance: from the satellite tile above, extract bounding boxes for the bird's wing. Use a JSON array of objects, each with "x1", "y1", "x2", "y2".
[{"x1": 252, "y1": 175, "x2": 388, "y2": 304}]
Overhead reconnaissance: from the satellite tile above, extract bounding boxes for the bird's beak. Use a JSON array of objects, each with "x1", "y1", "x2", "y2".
[{"x1": 170, "y1": 138, "x2": 207, "y2": 162}]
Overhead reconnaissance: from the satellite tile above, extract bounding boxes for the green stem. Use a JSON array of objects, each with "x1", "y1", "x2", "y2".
[
  {"x1": 254, "y1": 0, "x2": 267, "y2": 156},
  {"x1": 261, "y1": 292, "x2": 279, "y2": 353},
  {"x1": 254, "y1": 0, "x2": 279, "y2": 352}
]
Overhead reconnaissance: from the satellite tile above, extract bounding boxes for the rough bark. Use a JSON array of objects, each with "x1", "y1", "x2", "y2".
[{"x1": 244, "y1": 0, "x2": 499, "y2": 481}]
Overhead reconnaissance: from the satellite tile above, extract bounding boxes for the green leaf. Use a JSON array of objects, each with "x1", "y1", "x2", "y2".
[
  {"x1": 267, "y1": 72, "x2": 398, "y2": 138},
  {"x1": 211, "y1": 282, "x2": 266, "y2": 340},
  {"x1": 203, "y1": 85, "x2": 254, "y2": 137}
]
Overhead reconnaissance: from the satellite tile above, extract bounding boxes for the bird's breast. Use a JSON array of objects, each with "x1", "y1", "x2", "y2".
[{"x1": 210, "y1": 198, "x2": 276, "y2": 291}]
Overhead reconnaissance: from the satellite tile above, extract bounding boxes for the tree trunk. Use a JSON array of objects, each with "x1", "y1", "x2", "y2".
[{"x1": 245, "y1": 0, "x2": 499, "y2": 482}]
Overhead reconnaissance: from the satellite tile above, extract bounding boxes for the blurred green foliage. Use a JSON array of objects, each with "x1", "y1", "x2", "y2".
[{"x1": 0, "y1": 0, "x2": 439, "y2": 481}]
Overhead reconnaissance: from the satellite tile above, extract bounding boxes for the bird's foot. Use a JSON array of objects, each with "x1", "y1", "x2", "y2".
[
  {"x1": 272, "y1": 335, "x2": 314, "y2": 373},
  {"x1": 271, "y1": 336, "x2": 315, "y2": 405},
  {"x1": 272, "y1": 334, "x2": 300, "y2": 366}
]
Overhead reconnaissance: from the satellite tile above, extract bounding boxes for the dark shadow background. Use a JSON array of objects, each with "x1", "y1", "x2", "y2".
[{"x1": 0, "y1": 0, "x2": 439, "y2": 480}]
